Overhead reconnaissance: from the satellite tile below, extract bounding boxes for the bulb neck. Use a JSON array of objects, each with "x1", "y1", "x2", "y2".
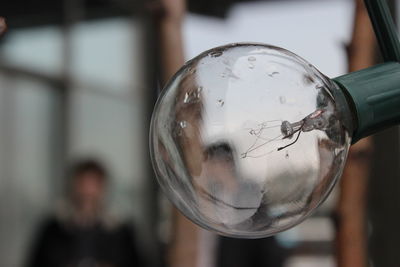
[{"x1": 333, "y1": 62, "x2": 400, "y2": 143}]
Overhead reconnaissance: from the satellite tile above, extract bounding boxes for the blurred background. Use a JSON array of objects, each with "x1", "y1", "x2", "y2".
[{"x1": 0, "y1": 0, "x2": 399, "y2": 266}]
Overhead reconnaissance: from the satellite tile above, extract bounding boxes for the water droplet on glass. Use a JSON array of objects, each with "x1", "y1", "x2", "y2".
[
  {"x1": 180, "y1": 121, "x2": 187, "y2": 128},
  {"x1": 248, "y1": 56, "x2": 256, "y2": 62},
  {"x1": 183, "y1": 92, "x2": 190, "y2": 103},
  {"x1": 210, "y1": 51, "x2": 223, "y2": 58},
  {"x1": 217, "y1": 99, "x2": 225, "y2": 107},
  {"x1": 175, "y1": 121, "x2": 187, "y2": 136},
  {"x1": 183, "y1": 88, "x2": 202, "y2": 104},
  {"x1": 279, "y1": 96, "x2": 286, "y2": 104},
  {"x1": 249, "y1": 63, "x2": 255, "y2": 69},
  {"x1": 268, "y1": 71, "x2": 279, "y2": 77}
]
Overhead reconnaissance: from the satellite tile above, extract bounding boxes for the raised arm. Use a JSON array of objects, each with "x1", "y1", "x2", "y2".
[
  {"x1": 153, "y1": 0, "x2": 186, "y2": 85},
  {"x1": 152, "y1": 1, "x2": 200, "y2": 267}
]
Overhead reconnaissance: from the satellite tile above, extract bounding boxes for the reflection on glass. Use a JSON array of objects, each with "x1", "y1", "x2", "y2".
[{"x1": 150, "y1": 44, "x2": 350, "y2": 238}]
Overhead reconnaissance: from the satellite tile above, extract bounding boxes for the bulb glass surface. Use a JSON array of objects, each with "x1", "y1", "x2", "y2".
[{"x1": 150, "y1": 43, "x2": 351, "y2": 238}]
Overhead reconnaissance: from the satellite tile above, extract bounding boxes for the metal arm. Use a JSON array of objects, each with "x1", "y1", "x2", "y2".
[{"x1": 364, "y1": 0, "x2": 400, "y2": 62}]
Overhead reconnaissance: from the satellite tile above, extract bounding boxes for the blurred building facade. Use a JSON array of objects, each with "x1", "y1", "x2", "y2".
[{"x1": 0, "y1": 0, "x2": 399, "y2": 266}]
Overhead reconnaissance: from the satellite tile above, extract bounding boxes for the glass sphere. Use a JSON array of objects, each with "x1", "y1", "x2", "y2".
[{"x1": 150, "y1": 43, "x2": 351, "y2": 238}]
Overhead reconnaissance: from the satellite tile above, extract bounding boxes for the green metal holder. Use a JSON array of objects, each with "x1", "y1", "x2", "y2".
[{"x1": 333, "y1": 0, "x2": 400, "y2": 143}]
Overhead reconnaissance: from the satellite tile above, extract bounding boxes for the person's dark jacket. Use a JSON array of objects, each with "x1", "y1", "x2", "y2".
[{"x1": 26, "y1": 216, "x2": 144, "y2": 267}]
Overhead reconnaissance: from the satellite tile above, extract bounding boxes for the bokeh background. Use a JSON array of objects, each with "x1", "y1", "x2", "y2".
[{"x1": 0, "y1": 0, "x2": 399, "y2": 266}]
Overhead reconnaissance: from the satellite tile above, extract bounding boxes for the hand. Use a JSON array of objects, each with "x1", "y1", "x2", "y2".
[{"x1": 147, "y1": 0, "x2": 186, "y2": 23}]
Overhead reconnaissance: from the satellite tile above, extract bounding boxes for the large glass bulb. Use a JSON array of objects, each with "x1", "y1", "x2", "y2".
[{"x1": 150, "y1": 43, "x2": 352, "y2": 238}]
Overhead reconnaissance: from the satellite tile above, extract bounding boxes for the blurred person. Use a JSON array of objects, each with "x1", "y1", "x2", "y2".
[
  {"x1": 217, "y1": 236, "x2": 286, "y2": 267},
  {"x1": 26, "y1": 159, "x2": 144, "y2": 267}
]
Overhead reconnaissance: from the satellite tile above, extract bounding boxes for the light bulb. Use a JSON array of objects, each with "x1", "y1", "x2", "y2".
[{"x1": 150, "y1": 43, "x2": 353, "y2": 238}]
